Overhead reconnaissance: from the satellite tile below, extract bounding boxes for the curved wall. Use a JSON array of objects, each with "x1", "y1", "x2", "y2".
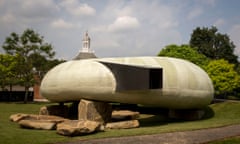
[{"x1": 40, "y1": 57, "x2": 214, "y2": 109}]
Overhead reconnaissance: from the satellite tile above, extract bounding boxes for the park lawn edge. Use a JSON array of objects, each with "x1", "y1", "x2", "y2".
[{"x1": 0, "y1": 101, "x2": 240, "y2": 144}]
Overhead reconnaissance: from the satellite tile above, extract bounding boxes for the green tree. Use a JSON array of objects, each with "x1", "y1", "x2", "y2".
[
  {"x1": 0, "y1": 54, "x2": 18, "y2": 91},
  {"x1": 45, "y1": 59, "x2": 66, "y2": 73},
  {"x1": 189, "y1": 26, "x2": 238, "y2": 64},
  {"x1": 158, "y1": 44, "x2": 209, "y2": 67},
  {"x1": 204, "y1": 59, "x2": 240, "y2": 98},
  {"x1": 30, "y1": 54, "x2": 66, "y2": 80},
  {"x1": 2, "y1": 29, "x2": 56, "y2": 103}
]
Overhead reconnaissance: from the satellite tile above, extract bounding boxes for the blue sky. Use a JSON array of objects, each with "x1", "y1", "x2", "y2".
[{"x1": 0, "y1": 0, "x2": 240, "y2": 60}]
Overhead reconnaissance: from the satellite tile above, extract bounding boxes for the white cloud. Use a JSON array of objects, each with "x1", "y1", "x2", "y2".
[
  {"x1": 1, "y1": 13, "x2": 15, "y2": 23},
  {"x1": 187, "y1": 7, "x2": 203, "y2": 20},
  {"x1": 51, "y1": 19, "x2": 74, "y2": 29},
  {"x1": 213, "y1": 18, "x2": 225, "y2": 27},
  {"x1": 0, "y1": 0, "x2": 238, "y2": 60},
  {"x1": 100, "y1": 1, "x2": 130, "y2": 19},
  {"x1": 131, "y1": 1, "x2": 178, "y2": 30},
  {"x1": 108, "y1": 16, "x2": 140, "y2": 32},
  {"x1": 89, "y1": 1, "x2": 181, "y2": 57},
  {"x1": 59, "y1": 0, "x2": 95, "y2": 17},
  {"x1": 0, "y1": 0, "x2": 58, "y2": 25},
  {"x1": 21, "y1": 0, "x2": 55, "y2": 10},
  {"x1": 19, "y1": 0, "x2": 58, "y2": 19},
  {"x1": 73, "y1": 4, "x2": 96, "y2": 16},
  {"x1": 229, "y1": 24, "x2": 240, "y2": 56}
]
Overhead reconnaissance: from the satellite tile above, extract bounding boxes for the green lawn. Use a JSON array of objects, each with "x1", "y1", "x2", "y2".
[
  {"x1": 0, "y1": 101, "x2": 240, "y2": 144},
  {"x1": 207, "y1": 136, "x2": 240, "y2": 144}
]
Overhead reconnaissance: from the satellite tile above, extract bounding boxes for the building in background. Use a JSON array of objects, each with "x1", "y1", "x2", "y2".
[
  {"x1": 33, "y1": 32, "x2": 97, "y2": 101},
  {"x1": 74, "y1": 31, "x2": 97, "y2": 60},
  {"x1": 0, "y1": 85, "x2": 33, "y2": 102}
]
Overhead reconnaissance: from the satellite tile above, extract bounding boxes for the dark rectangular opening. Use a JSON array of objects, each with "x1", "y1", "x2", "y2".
[
  {"x1": 100, "y1": 61, "x2": 163, "y2": 91},
  {"x1": 149, "y1": 69, "x2": 162, "y2": 89}
]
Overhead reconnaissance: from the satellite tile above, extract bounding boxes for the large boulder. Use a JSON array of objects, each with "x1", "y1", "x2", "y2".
[
  {"x1": 78, "y1": 99, "x2": 112, "y2": 124},
  {"x1": 112, "y1": 110, "x2": 139, "y2": 121},
  {"x1": 57, "y1": 120, "x2": 102, "y2": 136},
  {"x1": 105, "y1": 120, "x2": 139, "y2": 129},
  {"x1": 10, "y1": 113, "x2": 67, "y2": 130},
  {"x1": 10, "y1": 113, "x2": 29, "y2": 122},
  {"x1": 10, "y1": 113, "x2": 66, "y2": 122},
  {"x1": 18, "y1": 119, "x2": 57, "y2": 130}
]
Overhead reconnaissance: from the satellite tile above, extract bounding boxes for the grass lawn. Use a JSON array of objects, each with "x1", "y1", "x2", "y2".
[
  {"x1": 0, "y1": 101, "x2": 240, "y2": 144},
  {"x1": 207, "y1": 136, "x2": 240, "y2": 144}
]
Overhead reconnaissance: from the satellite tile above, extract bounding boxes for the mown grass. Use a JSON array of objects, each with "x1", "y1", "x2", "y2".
[
  {"x1": 207, "y1": 136, "x2": 240, "y2": 144},
  {"x1": 0, "y1": 101, "x2": 240, "y2": 144}
]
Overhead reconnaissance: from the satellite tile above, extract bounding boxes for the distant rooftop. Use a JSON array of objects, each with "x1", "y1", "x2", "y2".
[{"x1": 74, "y1": 52, "x2": 97, "y2": 60}]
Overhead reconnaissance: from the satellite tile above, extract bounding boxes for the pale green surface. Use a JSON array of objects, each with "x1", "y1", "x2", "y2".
[
  {"x1": 41, "y1": 60, "x2": 116, "y2": 102},
  {"x1": 40, "y1": 57, "x2": 214, "y2": 109}
]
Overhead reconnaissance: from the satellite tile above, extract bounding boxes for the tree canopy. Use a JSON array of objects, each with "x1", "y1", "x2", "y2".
[
  {"x1": 189, "y1": 26, "x2": 238, "y2": 64},
  {"x1": 0, "y1": 54, "x2": 18, "y2": 91},
  {"x1": 204, "y1": 59, "x2": 240, "y2": 98},
  {"x1": 2, "y1": 29, "x2": 56, "y2": 103},
  {"x1": 158, "y1": 44, "x2": 209, "y2": 67}
]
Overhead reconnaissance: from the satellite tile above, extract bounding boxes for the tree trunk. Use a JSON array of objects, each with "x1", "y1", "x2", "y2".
[
  {"x1": 10, "y1": 83, "x2": 12, "y2": 98},
  {"x1": 24, "y1": 87, "x2": 29, "y2": 104}
]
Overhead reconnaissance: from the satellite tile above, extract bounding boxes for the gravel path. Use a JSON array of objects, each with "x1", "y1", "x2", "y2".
[{"x1": 62, "y1": 124, "x2": 240, "y2": 144}]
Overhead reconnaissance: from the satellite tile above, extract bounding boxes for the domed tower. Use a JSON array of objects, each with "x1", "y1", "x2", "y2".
[
  {"x1": 74, "y1": 31, "x2": 97, "y2": 60},
  {"x1": 81, "y1": 31, "x2": 91, "y2": 53}
]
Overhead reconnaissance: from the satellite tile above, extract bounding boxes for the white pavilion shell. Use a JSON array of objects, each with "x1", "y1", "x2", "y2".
[{"x1": 40, "y1": 57, "x2": 214, "y2": 109}]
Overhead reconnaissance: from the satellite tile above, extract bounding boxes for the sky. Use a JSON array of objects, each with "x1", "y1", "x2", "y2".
[{"x1": 0, "y1": 0, "x2": 240, "y2": 60}]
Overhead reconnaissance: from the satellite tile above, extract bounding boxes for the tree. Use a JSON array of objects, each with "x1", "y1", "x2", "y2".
[
  {"x1": 30, "y1": 54, "x2": 66, "y2": 80},
  {"x1": 44, "y1": 59, "x2": 66, "y2": 73},
  {"x1": 204, "y1": 59, "x2": 240, "y2": 98},
  {"x1": 189, "y1": 26, "x2": 238, "y2": 64},
  {"x1": 0, "y1": 54, "x2": 18, "y2": 91},
  {"x1": 158, "y1": 44, "x2": 209, "y2": 67},
  {"x1": 2, "y1": 29, "x2": 56, "y2": 103}
]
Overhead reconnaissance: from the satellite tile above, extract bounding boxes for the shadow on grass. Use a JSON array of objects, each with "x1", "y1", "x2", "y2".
[
  {"x1": 6, "y1": 101, "x2": 53, "y2": 105},
  {"x1": 202, "y1": 106, "x2": 215, "y2": 120},
  {"x1": 137, "y1": 106, "x2": 215, "y2": 127},
  {"x1": 139, "y1": 115, "x2": 169, "y2": 127}
]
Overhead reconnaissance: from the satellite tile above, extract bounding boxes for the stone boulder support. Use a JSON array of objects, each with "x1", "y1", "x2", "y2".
[
  {"x1": 112, "y1": 110, "x2": 139, "y2": 121},
  {"x1": 105, "y1": 120, "x2": 139, "y2": 129},
  {"x1": 39, "y1": 104, "x2": 69, "y2": 118},
  {"x1": 10, "y1": 113, "x2": 67, "y2": 123},
  {"x1": 168, "y1": 109, "x2": 205, "y2": 121},
  {"x1": 10, "y1": 113, "x2": 67, "y2": 130},
  {"x1": 10, "y1": 113, "x2": 29, "y2": 122},
  {"x1": 57, "y1": 120, "x2": 102, "y2": 136},
  {"x1": 18, "y1": 119, "x2": 57, "y2": 130},
  {"x1": 78, "y1": 99, "x2": 112, "y2": 124}
]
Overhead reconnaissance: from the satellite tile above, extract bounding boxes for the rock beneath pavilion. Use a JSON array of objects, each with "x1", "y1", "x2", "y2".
[
  {"x1": 105, "y1": 120, "x2": 140, "y2": 129},
  {"x1": 57, "y1": 120, "x2": 103, "y2": 136},
  {"x1": 112, "y1": 110, "x2": 140, "y2": 121},
  {"x1": 10, "y1": 113, "x2": 67, "y2": 130},
  {"x1": 10, "y1": 113, "x2": 29, "y2": 122},
  {"x1": 18, "y1": 119, "x2": 57, "y2": 130},
  {"x1": 10, "y1": 113, "x2": 67, "y2": 123},
  {"x1": 78, "y1": 99, "x2": 112, "y2": 124},
  {"x1": 39, "y1": 104, "x2": 69, "y2": 118},
  {"x1": 34, "y1": 114, "x2": 67, "y2": 123}
]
